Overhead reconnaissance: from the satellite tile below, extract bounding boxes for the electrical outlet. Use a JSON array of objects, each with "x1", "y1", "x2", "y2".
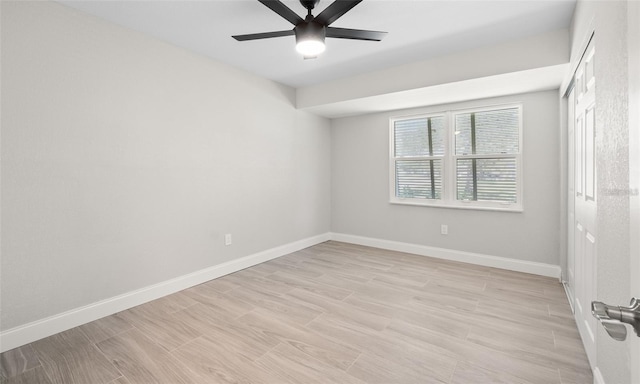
[
  {"x1": 224, "y1": 234, "x2": 232, "y2": 246},
  {"x1": 440, "y1": 225, "x2": 448, "y2": 235}
]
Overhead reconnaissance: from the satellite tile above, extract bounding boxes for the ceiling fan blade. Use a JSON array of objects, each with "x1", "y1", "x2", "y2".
[
  {"x1": 232, "y1": 30, "x2": 294, "y2": 41},
  {"x1": 258, "y1": 0, "x2": 304, "y2": 25},
  {"x1": 315, "y1": 0, "x2": 362, "y2": 26},
  {"x1": 326, "y1": 27, "x2": 387, "y2": 41}
]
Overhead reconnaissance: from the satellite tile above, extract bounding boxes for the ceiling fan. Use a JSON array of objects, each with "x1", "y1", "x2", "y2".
[{"x1": 232, "y1": 0, "x2": 387, "y2": 59}]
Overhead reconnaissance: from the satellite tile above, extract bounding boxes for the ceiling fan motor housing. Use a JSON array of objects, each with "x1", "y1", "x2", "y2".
[{"x1": 295, "y1": 21, "x2": 326, "y2": 43}]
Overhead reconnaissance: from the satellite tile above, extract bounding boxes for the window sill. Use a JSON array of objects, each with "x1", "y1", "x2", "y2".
[{"x1": 389, "y1": 199, "x2": 523, "y2": 212}]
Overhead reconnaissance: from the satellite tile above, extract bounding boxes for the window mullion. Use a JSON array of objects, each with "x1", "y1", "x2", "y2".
[
  {"x1": 447, "y1": 113, "x2": 454, "y2": 202},
  {"x1": 470, "y1": 112, "x2": 478, "y2": 201},
  {"x1": 427, "y1": 118, "x2": 436, "y2": 199}
]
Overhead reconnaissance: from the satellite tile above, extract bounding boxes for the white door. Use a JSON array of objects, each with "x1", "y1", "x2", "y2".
[{"x1": 571, "y1": 41, "x2": 598, "y2": 366}]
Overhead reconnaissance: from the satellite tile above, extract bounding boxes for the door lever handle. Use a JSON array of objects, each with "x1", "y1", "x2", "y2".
[{"x1": 591, "y1": 297, "x2": 640, "y2": 341}]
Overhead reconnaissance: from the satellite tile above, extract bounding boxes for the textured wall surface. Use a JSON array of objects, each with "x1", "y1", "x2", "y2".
[
  {"x1": 594, "y1": 2, "x2": 632, "y2": 383},
  {"x1": 569, "y1": 1, "x2": 634, "y2": 383}
]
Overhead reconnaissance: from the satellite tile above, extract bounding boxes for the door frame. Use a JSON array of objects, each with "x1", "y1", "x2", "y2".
[
  {"x1": 627, "y1": 2, "x2": 640, "y2": 383},
  {"x1": 563, "y1": 33, "x2": 598, "y2": 369}
]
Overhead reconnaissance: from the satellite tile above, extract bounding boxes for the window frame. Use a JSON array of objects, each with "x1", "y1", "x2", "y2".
[
  {"x1": 389, "y1": 103, "x2": 524, "y2": 212},
  {"x1": 389, "y1": 112, "x2": 447, "y2": 201}
]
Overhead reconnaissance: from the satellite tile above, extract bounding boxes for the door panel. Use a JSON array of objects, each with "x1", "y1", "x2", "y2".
[
  {"x1": 583, "y1": 230, "x2": 597, "y2": 344},
  {"x1": 570, "y1": 42, "x2": 597, "y2": 367},
  {"x1": 585, "y1": 104, "x2": 596, "y2": 201},
  {"x1": 575, "y1": 112, "x2": 583, "y2": 197}
]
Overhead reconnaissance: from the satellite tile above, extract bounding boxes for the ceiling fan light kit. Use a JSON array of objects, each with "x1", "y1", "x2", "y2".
[
  {"x1": 232, "y1": 0, "x2": 387, "y2": 59},
  {"x1": 295, "y1": 20, "x2": 326, "y2": 57}
]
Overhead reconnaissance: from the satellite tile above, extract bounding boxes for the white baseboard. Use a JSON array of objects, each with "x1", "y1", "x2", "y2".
[
  {"x1": 562, "y1": 281, "x2": 575, "y2": 314},
  {"x1": 330, "y1": 232, "x2": 562, "y2": 279},
  {"x1": 0, "y1": 233, "x2": 331, "y2": 353}
]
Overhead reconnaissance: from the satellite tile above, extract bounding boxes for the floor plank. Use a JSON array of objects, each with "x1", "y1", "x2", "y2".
[
  {"x1": 77, "y1": 313, "x2": 134, "y2": 345},
  {"x1": 254, "y1": 342, "x2": 365, "y2": 384},
  {"x1": 31, "y1": 329, "x2": 121, "y2": 384},
  {"x1": 0, "y1": 345, "x2": 41, "y2": 379},
  {"x1": 0, "y1": 366, "x2": 52, "y2": 384},
  {"x1": 238, "y1": 308, "x2": 361, "y2": 370},
  {"x1": 96, "y1": 328, "x2": 199, "y2": 384},
  {"x1": 116, "y1": 303, "x2": 202, "y2": 352},
  {"x1": 171, "y1": 335, "x2": 279, "y2": 384}
]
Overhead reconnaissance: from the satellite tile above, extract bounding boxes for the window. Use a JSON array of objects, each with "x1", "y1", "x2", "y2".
[
  {"x1": 393, "y1": 115, "x2": 445, "y2": 200},
  {"x1": 390, "y1": 104, "x2": 522, "y2": 211}
]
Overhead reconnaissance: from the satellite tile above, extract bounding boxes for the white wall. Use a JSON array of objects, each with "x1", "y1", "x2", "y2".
[
  {"x1": 568, "y1": 1, "x2": 635, "y2": 383},
  {"x1": 331, "y1": 90, "x2": 561, "y2": 266},
  {"x1": 0, "y1": 1, "x2": 331, "y2": 332}
]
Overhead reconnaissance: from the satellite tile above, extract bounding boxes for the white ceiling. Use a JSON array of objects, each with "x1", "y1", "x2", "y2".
[{"x1": 57, "y1": 0, "x2": 576, "y2": 89}]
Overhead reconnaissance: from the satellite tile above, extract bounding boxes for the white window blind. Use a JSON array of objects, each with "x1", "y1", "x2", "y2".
[
  {"x1": 393, "y1": 116, "x2": 445, "y2": 200},
  {"x1": 454, "y1": 107, "x2": 520, "y2": 203}
]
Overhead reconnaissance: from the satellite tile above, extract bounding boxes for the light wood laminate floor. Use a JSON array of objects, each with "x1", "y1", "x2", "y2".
[{"x1": 1, "y1": 241, "x2": 592, "y2": 384}]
